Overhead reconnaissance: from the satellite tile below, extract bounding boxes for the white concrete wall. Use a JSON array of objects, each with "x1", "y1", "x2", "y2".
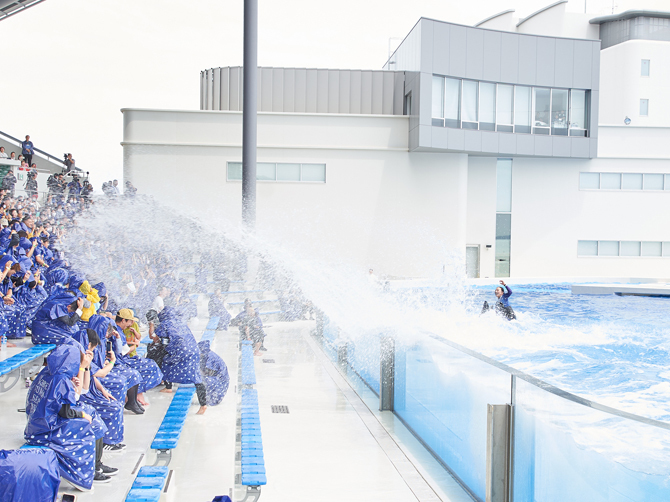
[
  {"x1": 122, "y1": 109, "x2": 468, "y2": 279},
  {"x1": 599, "y1": 40, "x2": 670, "y2": 130},
  {"x1": 511, "y1": 157, "x2": 670, "y2": 278},
  {"x1": 466, "y1": 157, "x2": 497, "y2": 278}
]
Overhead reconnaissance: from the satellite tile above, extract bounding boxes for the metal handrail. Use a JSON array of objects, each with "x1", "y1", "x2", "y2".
[
  {"x1": 0, "y1": 129, "x2": 76, "y2": 170},
  {"x1": 424, "y1": 331, "x2": 670, "y2": 431}
]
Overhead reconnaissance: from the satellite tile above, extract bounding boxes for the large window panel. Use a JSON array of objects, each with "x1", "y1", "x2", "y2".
[
  {"x1": 569, "y1": 90, "x2": 588, "y2": 136},
  {"x1": 277, "y1": 163, "x2": 301, "y2": 181},
  {"x1": 257, "y1": 163, "x2": 276, "y2": 181},
  {"x1": 479, "y1": 82, "x2": 496, "y2": 131},
  {"x1": 227, "y1": 162, "x2": 243, "y2": 181},
  {"x1": 551, "y1": 89, "x2": 569, "y2": 136},
  {"x1": 598, "y1": 241, "x2": 619, "y2": 256},
  {"x1": 462, "y1": 80, "x2": 479, "y2": 129},
  {"x1": 496, "y1": 159, "x2": 513, "y2": 213},
  {"x1": 444, "y1": 77, "x2": 461, "y2": 128},
  {"x1": 663, "y1": 242, "x2": 670, "y2": 257},
  {"x1": 514, "y1": 86, "x2": 532, "y2": 134},
  {"x1": 622, "y1": 173, "x2": 643, "y2": 190},
  {"x1": 497, "y1": 84, "x2": 514, "y2": 132},
  {"x1": 301, "y1": 163, "x2": 326, "y2": 182},
  {"x1": 495, "y1": 213, "x2": 511, "y2": 277},
  {"x1": 533, "y1": 88, "x2": 551, "y2": 135},
  {"x1": 641, "y1": 241, "x2": 662, "y2": 257},
  {"x1": 643, "y1": 173, "x2": 664, "y2": 190},
  {"x1": 432, "y1": 76, "x2": 444, "y2": 125},
  {"x1": 577, "y1": 240, "x2": 598, "y2": 256},
  {"x1": 579, "y1": 172, "x2": 600, "y2": 189},
  {"x1": 600, "y1": 173, "x2": 621, "y2": 189},
  {"x1": 620, "y1": 241, "x2": 641, "y2": 256},
  {"x1": 665, "y1": 174, "x2": 670, "y2": 190}
]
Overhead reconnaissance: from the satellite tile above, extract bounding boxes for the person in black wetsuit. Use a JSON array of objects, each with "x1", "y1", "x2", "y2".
[{"x1": 481, "y1": 280, "x2": 516, "y2": 320}]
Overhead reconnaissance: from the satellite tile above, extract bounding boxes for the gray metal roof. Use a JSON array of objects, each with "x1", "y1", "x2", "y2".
[
  {"x1": 590, "y1": 9, "x2": 670, "y2": 24},
  {"x1": 0, "y1": 0, "x2": 47, "y2": 22},
  {"x1": 516, "y1": 0, "x2": 568, "y2": 28}
]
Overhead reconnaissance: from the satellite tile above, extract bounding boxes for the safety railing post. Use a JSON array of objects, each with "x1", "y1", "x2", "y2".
[
  {"x1": 379, "y1": 334, "x2": 395, "y2": 411},
  {"x1": 486, "y1": 403, "x2": 511, "y2": 502}
]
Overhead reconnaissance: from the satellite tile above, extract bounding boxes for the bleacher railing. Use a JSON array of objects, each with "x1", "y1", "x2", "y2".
[{"x1": 318, "y1": 315, "x2": 670, "y2": 502}]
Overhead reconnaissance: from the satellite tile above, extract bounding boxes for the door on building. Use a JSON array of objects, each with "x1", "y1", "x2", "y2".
[{"x1": 466, "y1": 245, "x2": 480, "y2": 278}]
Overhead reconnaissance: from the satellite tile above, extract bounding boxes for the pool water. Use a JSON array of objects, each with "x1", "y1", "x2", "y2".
[{"x1": 467, "y1": 284, "x2": 670, "y2": 421}]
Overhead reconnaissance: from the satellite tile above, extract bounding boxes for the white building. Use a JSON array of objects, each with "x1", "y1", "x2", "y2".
[{"x1": 122, "y1": 2, "x2": 670, "y2": 280}]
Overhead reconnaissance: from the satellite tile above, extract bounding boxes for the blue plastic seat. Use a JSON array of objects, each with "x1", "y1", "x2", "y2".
[
  {"x1": 125, "y1": 488, "x2": 162, "y2": 502},
  {"x1": 132, "y1": 477, "x2": 165, "y2": 489},
  {"x1": 241, "y1": 473, "x2": 267, "y2": 486},
  {"x1": 137, "y1": 466, "x2": 169, "y2": 477}
]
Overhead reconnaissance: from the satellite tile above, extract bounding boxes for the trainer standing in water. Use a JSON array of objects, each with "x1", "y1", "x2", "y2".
[{"x1": 482, "y1": 280, "x2": 516, "y2": 320}]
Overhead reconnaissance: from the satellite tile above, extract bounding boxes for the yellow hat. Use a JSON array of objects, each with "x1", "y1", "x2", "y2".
[{"x1": 117, "y1": 308, "x2": 139, "y2": 322}]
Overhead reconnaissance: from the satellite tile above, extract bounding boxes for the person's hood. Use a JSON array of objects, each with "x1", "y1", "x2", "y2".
[
  {"x1": 88, "y1": 314, "x2": 112, "y2": 339},
  {"x1": 18, "y1": 237, "x2": 32, "y2": 251},
  {"x1": 79, "y1": 280, "x2": 92, "y2": 295},
  {"x1": 50, "y1": 268, "x2": 69, "y2": 286},
  {"x1": 0, "y1": 255, "x2": 15, "y2": 270},
  {"x1": 46, "y1": 344, "x2": 81, "y2": 378},
  {"x1": 69, "y1": 273, "x2": 85, "y2": 290},
  {"x1": 92, "y1": 282, "x2": 106, "y2": 297},
  {"x1": 18, "y1": 257, "x2": 33, "y2": 275}
]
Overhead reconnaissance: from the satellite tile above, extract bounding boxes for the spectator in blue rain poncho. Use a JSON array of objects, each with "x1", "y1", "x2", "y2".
[
  {"x1": 151, "y1": 307, "x2": 207, "y2": 413},
  {"x1": 72, "y1": 325, "x2": 126, "y2": 454},
  {"x1": 88, "y1": 315, "x2": 145, "y2": 416},
  {"x1": 10, "y1": 268, "x2": 48, "y2": 339},
  {"x1": 31, "y1": 293, "x2": 85, "y2": 344},
  {"x1": 24, "y1": 343, "x2": 117, "y2": 490},
  {"x1": 113, "y1": 309, "x2": 163, "y2": 405},
  {"x1": 208, "y1": 289, "x2": 231, "y2": 331},
  {"x1": 198, "y1": 340, "x2": 230, "y2": 412},
  {"x1": 0, "y1": 448, "x2": 61, "y2": 502},
  {"x1": 44, "y1": 267, "x2": 69, "y2": 295}
]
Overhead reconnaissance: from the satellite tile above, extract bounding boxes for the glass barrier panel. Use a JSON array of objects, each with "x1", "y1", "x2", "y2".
[
  {"x1": 348, "y1": 334, "x2": 380, "y2": 395},
  {"x1": 513, "y1": 378, "x2": 670, "y2": 502},
  {"x1": 394, "y1": 337, "x2": 511, "y2": 500}
]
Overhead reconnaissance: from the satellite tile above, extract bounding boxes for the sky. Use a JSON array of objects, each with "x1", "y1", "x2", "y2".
[{"x1": 0, "y1": 0, "x2": 662, "y2": 186}]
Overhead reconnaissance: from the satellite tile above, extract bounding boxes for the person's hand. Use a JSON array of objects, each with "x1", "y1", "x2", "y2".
[
  {"x1": 108, "y1": 349, "x2": 116, "y2": 363},
  {"x1": 3, "y1": 296, "x2": 14, "y2": 306},
  {"x1": 76, "y1": 297, "x2": 84, "y2": 309},
  {"x1": 499, "y1": 280, "x2": 506, "y2": 286},
  {"x1": 4, "y1": 261, "x2": 11, "y2": 272},
  {"x1": 128, "y1": 327, "x2": 140, "y2": 339},
  {"x1": 31, "y1": 240, "x2": 37, "y2": 248},
  {"x1": 23, "y1": 271, "x2": 30, "y2": 282},
  {"x1": 82, "y1": 412, "x2": 92, "y2": 424},
  {"x1": 83, "y1": 349, "x2": 94, "y2": 368},
  {"x1": 101, "y1": 388, "x2": 115, "y2": 401},
  {"x1": 71, "y1": 376, "x2": 81, "y2": 387}
]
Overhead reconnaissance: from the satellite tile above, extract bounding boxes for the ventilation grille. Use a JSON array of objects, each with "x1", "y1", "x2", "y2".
[
  {"x1": 262, "y1": 359, "x2": 275, "y2": 363},
  {"x1": 271, "y1": 405, "x2": 289, "y2": 414}
]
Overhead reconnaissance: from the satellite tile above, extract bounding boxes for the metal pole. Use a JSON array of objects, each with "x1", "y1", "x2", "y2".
[
  {"x1": 379, "y1": 335, "x2": 395, "y2": 411},
  {"x1": 242, "y1": 0, "x2": 257, "y2": 229}
]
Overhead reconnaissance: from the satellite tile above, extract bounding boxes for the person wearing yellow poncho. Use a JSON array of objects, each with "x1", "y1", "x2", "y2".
[
  {"x1": 78, "y1": 280, "x2": 101, "y2": 321},
  {"x1": 123, "y1": 321, "x2": 141, "y2": 357}
]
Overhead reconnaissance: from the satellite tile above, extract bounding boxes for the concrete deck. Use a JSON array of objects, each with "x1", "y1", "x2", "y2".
[{"x1": 0, "y1": 298, "x2": 473, "y2": 502}]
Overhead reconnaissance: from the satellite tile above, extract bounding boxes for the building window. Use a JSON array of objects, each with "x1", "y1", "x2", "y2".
[
  {"x1": 580, "y1": 172, "x2": 670, "y2": 190},
  {"x1": 640, "y1": 98, "x2": 649, "y2": 116},
  {"x1": 430, "y1": 75, "x2": 589, "y2": 137},
  {"x1": 495, "y1": 159, "x2": 513, "y2": 278},
  {"x1": 227, "y1": 162, "x2": 326, "y2": 182},
  {"x1": 641, "y1": 59, "x2": 650, "y2": 76},
  {"x1": 578, "y1": 240, "x2": 670, "y2": 257}
]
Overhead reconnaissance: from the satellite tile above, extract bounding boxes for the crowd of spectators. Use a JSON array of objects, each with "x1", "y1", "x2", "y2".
[{"x1": 0, "y1": 191, "x2": 233, "y2": 495}]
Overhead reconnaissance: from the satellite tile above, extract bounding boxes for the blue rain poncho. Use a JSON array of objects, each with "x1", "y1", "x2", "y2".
[
  {"x1": 24, "y1": 344, "x2": 98, "y2": 490},
  {"x1": 157, "y1": 307, "x2": 202, "y2": 384},
  {"x1": 0, "y1": 448, "x2": 60, "y2": 502},
  {"x1": 198, "y1": 340, "x2": 229, "y2": 406},
  {"x1": 207, "y1": 295, "x2": 231, "y2": 330},
  {"x1": 87, "y1": 315, "x2": 140, "y2": 401},
  {"x1": 31, "y1": 291, "x2": 80, "y2": 345},
  {"x1": 112, "y1": 322, "x2": 163, "y2": 393},
  {"x1": 10, "y1": 277, "x2": 47, "y2": 339}
]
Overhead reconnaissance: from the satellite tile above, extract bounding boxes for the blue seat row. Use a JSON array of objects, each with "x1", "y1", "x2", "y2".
[
  {"x1": 240, "y1": 389, "x2": 267, "y2": 487},
  {"x1": 206, "y1": 316, "x2": 220, "y2": 330},
  {"x1": 240, "y1": 342, "x2": 256, "y2": 385},
  {"x1": 151, "y1": 386, "x2": 195, "y2": 451},
  {"x1": 125, "y1": 466, "x2": 169, "y2": 502},
  {"x1": 0, "y1": 344, "x2": 56, "y2": 393}
]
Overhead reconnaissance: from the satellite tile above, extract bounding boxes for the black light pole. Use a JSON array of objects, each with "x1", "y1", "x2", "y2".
[{"x1": 242, "y1": 0, "x2": 257, "y2": 229}]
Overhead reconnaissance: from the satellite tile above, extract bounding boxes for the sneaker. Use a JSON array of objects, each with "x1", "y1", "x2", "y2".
[
  {"x1": 103, "y1": 443, "x2": 126, "y2": 452},
  {"x1": 259, "y1": 346, "x2": 267, "y2": 351},
  {"x1": 94, "y1": 471, "x2": 111, "y2": 483},
  {"x1": 98, "y1": 464, "x2": 119, "y2": 476},
  {"x1": 124, "y1": 402, "x2": 145, "y2": 415}
]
